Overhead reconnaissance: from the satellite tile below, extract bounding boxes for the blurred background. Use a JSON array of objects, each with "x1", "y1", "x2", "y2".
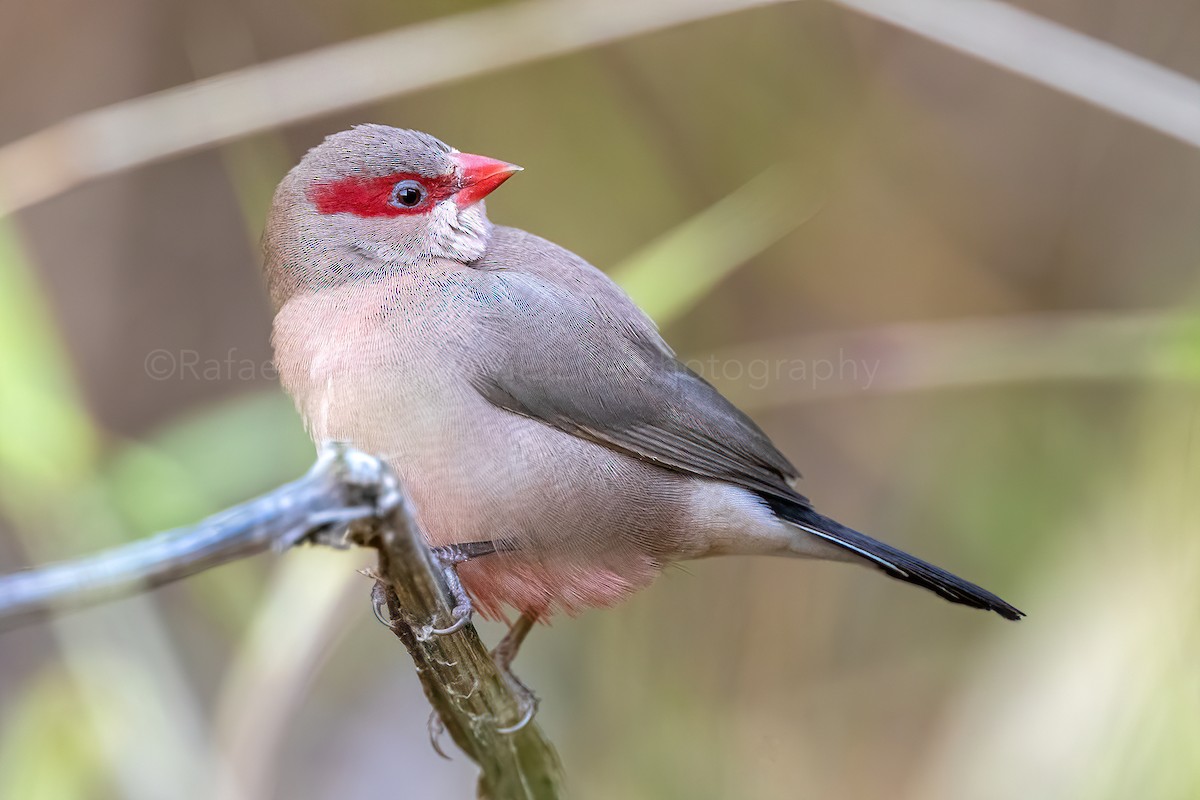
[{"x1": 1, "y1": 0, "x2": 1199, "y2": 797}]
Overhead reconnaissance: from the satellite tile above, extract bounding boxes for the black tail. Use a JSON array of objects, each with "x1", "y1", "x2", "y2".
[{"x1": 765, "y1": 497, "x2": 1024, "y2": 621}]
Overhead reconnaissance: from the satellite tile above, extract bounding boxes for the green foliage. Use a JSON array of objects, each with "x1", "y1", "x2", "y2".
[
  {"x1": 0, "y1": 670, "x2": 107, "y2": 800},
  {"x1": 0, "y1": 224, "x2": 98, "y2": 505}
]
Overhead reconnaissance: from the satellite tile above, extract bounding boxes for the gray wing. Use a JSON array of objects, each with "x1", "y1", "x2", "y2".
[
  {"x1": 467, "y1": 231, "x2": 1028, "y2": 623},
  {"x1": 467, "y1": 228, "x2": 809, "y2": 506}
]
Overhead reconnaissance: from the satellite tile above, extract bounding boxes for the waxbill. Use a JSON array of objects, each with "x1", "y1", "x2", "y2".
[{"x1": 264, "y1": 125, "x2": 1022, "y2": 655}]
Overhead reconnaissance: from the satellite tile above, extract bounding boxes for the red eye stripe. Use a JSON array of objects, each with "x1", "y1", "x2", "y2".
[{"x1": 308, "y1": 172, "x2": 455, "y2": 217}]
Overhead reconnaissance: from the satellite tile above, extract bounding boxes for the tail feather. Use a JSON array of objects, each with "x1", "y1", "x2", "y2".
[{"x1": 765, "y1": 498, "x2": 1024, "y2": 621}]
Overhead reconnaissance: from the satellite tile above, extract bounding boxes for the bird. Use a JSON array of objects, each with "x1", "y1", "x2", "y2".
[{"x1": 263, "y1": 125, "x2": 1022, "y2": 710}]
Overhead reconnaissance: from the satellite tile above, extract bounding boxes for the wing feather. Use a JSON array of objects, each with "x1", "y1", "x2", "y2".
[{"x1": 468, "y1": 228, "x2": 808, "y2": 506}]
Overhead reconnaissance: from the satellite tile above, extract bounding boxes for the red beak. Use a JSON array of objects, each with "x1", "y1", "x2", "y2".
[{"x1": 453, "y1": 153, "x2": 522, "y2": 207}]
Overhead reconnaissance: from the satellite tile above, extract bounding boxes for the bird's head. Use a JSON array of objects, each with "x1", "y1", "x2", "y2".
[{"x1": 264, "y1": 125, "x2": 520, "y2": 306}]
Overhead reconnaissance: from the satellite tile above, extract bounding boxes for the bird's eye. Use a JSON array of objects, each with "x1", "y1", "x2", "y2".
[{"x1": 389, "y1": 179, "x2": 426, "y2": 208}]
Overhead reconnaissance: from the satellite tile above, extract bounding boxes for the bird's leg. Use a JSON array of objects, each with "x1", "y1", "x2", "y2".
[
  {"x1": 428, "y1": 556, "x2": 472, "y2": 635},
  {"x1": 370, "y1": 542, "x2": 502, "y2": 633},
  {"x1": 493, "y1": 610, "x2": 536, "y2": 672},
  {"x1": 430, "y1": 541, "x2": 540, "y2": 732},
  {"x1": 431, "y1": 540, "x2": 507, "y2": 562},
  {"x1": 425, "y1": 540, "x2": 506, "y2": 636},
  {"x1": 373, "y1": 543, "x2": 539, "y2": 734},
  {"x1": 493, "y1": 609, "x2": 540, "y2": 734},
  {"x1": 370, "y1": 574, "x2": 466, "y2": 638}
]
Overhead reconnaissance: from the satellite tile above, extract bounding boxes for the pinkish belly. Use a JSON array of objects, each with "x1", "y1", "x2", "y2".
[
  {"x1": 457, "y1": 551, "x2": 663, "y2": 620},
  {"x1": 362, "y1": 407, "x2": 693, "y2": 618}
]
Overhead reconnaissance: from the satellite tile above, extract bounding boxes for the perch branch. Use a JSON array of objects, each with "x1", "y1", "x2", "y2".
[
  {"x1": 0, "y1": 443, "x2": 379, "y2": 630},
  {"x1": 362, "y1": 498, "x2": 563, "y2": 800},
  {"x1": 0, "y1": 443, "x2": 563, "y2": 799}
]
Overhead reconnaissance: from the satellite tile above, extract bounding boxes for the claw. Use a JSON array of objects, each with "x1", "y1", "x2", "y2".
[
  {"x1": 428, "y1": 710, "x2": 452, "y2": 760},
  {"x1": 371, "y1": 581, "x2": 397, "y2": 628},
  {"x1": 496, "y1": 695, "x2": 538, "y2": 735},
  {"x1": 427, "y1": 604, "x2": 470, "y2": 636},
  {"x1": 372, "y1": 551, "x2": 474, "y2": 636}
]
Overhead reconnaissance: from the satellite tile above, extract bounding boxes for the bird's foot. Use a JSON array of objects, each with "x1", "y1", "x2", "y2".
[
  {"x1": 427, "y1": 710, "x2": 453, "y2": 760},
  {"x1": 423, "y1": 540, "x2": 513, "y2": 635},
  {"x1": 425, "y1": 554, "x2": 472, "y2": 636},
  {"x1": 492, "y1": 610, "x2": 540, "y2": 734},
  {"x1": 370, "y1": 570, "x2": 471, "y2": 637},
  {"x1": 370, "y1": 580, "x2": 399, "y2": 628},
  {"x1": 495, "y1": 673, "x2": 539, "y2": 735}
]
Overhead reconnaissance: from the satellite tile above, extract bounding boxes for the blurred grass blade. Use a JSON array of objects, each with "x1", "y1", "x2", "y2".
[
  {"x1": 611, "y1": 165, "x2": 821, "y2": 325},
  {"x1": 213, "y1": 548, "x2": 370, "y2": 800},
  {"x1": 7, "y1": 0, "x2": 1200, "y2": 216},
  {"x1": 914, "y1": 392, "x2": 1200, "y2": 800},
  {"x1": 691, "y1": 311, "x2": 1200, "y2": 411},
  {"x1": 0, "y1": 222, "x2": 98, "y2": 500},
  {"x1": 831, "y1": 0, "x2": 1200, "y2": 148},
  {"x1": 0, "y1": 0, "x2": 788, "y2": 215},
  {"x1": 0, "y1": 670, "x2": 104, "y2": 800}
]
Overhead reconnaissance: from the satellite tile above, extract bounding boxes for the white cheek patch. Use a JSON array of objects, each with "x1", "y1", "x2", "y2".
[{"x1": 430, "y1": 199, "x2": 490, "y2": 262}]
